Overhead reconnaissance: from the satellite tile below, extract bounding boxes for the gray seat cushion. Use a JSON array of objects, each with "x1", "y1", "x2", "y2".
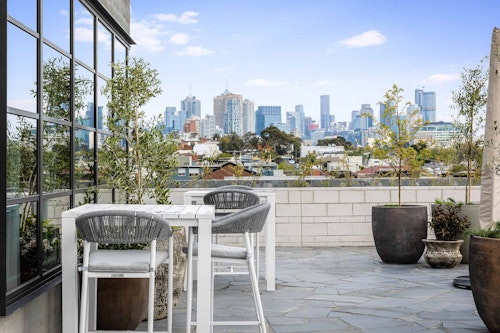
[
  {"x1": 88, "y1": 250, "x2": 169, "y2": 273},
  {"x1": 183, "y1": 244, "x2": 247, "y2": 260}
]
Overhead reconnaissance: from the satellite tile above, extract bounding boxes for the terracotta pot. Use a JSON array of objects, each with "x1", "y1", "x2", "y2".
[
  {"x1": 422, "y1": 239, "x2": 463, "y2": 268},
  {"x1": 97, "y1": 278, "x2": 148, "y2": 330},
  {"x1": 469, "y1": 236, "x2": 500, "y2": 333},
  {"x1": 372, "y1": 205, "x2": 428, "y2": 264}
]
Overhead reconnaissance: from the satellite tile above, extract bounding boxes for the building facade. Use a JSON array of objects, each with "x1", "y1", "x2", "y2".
[
  {"x1": 242, "y1": 99, "x2": 255, "y2": 134},
  {"x1": 181, "y1": 95, "x2": 201, "y2": 119},
  {"x1": 415, "y1": 89, "x2": 436, "y2": 123},
  {"x1": 320, "y1": 95, "x2": 330, "y2": 130},
  {"x1": 1, "y1": 0, "x2": 133, "y2": 327},
  {"x1": 255, "y1": 106, "x2": 281, "y2": 135},
  {"x1": 213, "y1": 89, "x2": 243, "y2": 134}
]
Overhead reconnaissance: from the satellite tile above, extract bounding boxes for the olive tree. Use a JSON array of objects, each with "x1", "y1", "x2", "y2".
[
  {"x1": 451, "y1": 58, "x2": 488, "y2": 204},
  {"x1": 371, "y1": 84, "x2": 426, "y2": 205},
  {"x1": 99, "y1": 58, "x2": 177, "y2": 204}
]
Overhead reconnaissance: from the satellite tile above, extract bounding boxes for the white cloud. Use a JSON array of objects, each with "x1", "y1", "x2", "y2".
[
  {"x1": 313, "y1": 80, "x2": 334, "y2": 87},
  {"x1": 421, "y1": 73, "x2": 460, "y2": 85},
  {"x1": 60, "y1": 10, "x2": 69, "y2": 17},
  {"x1": 130, "y1": 20, "x2": 167, "y2": 53},
  {"x1": 246, "y1": 79, "x2": 289, "y2": 87},
  {"x1": 75, "y1": 17, "x2": 93, "y2": 26},
  {"x1": 337, "y1": 30, "x2": 387, "y2": 48},
  {"x1": 74, "y1": 27, "x2": 94, "y2": 42},
  {"x1": 175, "y1": 46, "x2": 213, "y2": 57},
  {"x1": 170, "y1": 33, "x2": 190, "y2": 45},
  {"x1": 154, "y1": 11, "x2": 199, "y2": 24}
]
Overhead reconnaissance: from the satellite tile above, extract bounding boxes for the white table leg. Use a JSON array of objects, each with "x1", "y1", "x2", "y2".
[
  {"x1": 265, "y1": 193, "x2": 276, "y2": 291},
  {"x1": 61, "y1": 215, "x2": 78, "y2": 333},
  {"x1": 196, "y1": 216, "x2": 213, "y2": 332}
]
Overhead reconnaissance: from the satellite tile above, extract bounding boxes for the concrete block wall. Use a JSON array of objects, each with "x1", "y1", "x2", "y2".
[
  {"x1": 0, "y1": 284, "x2": 61, "y2": 333},
  {"x1": 171, "y1": 185, "x2": 481, "y2": 247}
]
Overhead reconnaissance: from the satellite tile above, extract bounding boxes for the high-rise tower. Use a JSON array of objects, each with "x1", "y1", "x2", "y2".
[
  {"x1": 320, "y1": 95, "x2": 330, "y2": 130},
  {"x1": 415, "y1": 89, "x2": 436, "y2": 123},
  {"x1": 213, "y1": 89, "x2": 243, "y2": 135},
  {"x1": 181, "y1": 95, "x2": 201, "y2": 119}
]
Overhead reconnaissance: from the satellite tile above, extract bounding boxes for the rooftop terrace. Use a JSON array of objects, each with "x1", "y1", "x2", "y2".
[{"x1": 147, "y1": 246, "x2": 487, "y2": 333}]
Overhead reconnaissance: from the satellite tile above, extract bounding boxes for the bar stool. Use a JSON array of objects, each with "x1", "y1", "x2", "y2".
[
  {"x1": 184, "y1": 202, "x2": 271, "y2": 333},
  {"x1": 76, "y1": 210, "x2": 174, "y2": 333}
]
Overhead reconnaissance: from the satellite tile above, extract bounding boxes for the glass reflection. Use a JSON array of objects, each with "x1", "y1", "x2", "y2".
[
  {"x1": 97, "y1": 78, "x2": 108, "y2": 129},
  {"x1": 15, "y1": 202, "x2": 38, "y2": 284},
  {"x1": 43, "y1": 122, "x2": 70, "y2": 192},
  {"x1": 7, "y1": 23, "x2": 37, "y2": 113},
  {"x1": 74, "y1": 1, "x2": 94, "y2": 67},
  {"x1": 43, "y1": 0, "x2": 70, "y2": 52},
  {"x1": 98, "y1": 23, "x2": 112, "y2": 78},
  {"x1": 7, "y1": 0, "x2": 37, "y2": 32},
  {"x1": 7, "y1": 114, "x2": 38, "y2": 198},
  {"x1": 42, "y1": 197, "x2": 68, "y2": 272},
  {"x1": 74, "y1": 65, "x2": 94, "y2": 126},
  {"x1": 42, "y1": 45, "x2": 71, "y2": 121},
  {"x1": 97, "y1": 133, "x2": 110, "y2": 185},
  {"x1": 75, "y1": 129, "x2": 95, "y2": 188},
  {"x1": 114, "y1": 38, "x2": 126, "y2": 64}
]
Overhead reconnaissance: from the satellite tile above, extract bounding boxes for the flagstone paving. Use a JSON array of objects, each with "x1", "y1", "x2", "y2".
[{"x1": 145, "y1": 247, "x2": 488, "y2": 333}]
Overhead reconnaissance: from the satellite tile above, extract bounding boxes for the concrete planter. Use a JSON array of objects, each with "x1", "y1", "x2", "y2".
[
  {"x1": 469, "y1": 236, "x2": 500, "y2": 333},
  {"x1": 422, "y1": 239, "x2": 463, "y2": 268},
  {"x1": 372, "y1": 205, "x2": 428, "y2": 264},
  {"x1": 459, "y1": 204, "x2": 481, "y2": 264}
]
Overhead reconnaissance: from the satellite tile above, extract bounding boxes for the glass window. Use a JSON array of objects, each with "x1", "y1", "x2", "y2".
[
  {"x1": 74, "y1": 1, "x2": 94, "y2": 67},
  {"x1": 97, "y1": 133, "x2": 110, "y2": 186},
  {"x1": 7, "y1": 114, "x2": 38, "y2": 198},
  {"x1": 74, "y1": 64, "x2": 94, "y2": 126},
  {"x1": 42, "y1": 0, "x2": 70, "y2": 52},
  {"x1": 114, "y1": 38, "x2": 126, "y2": 64},
  {"x1": 42, "y1": 45, "x2": 71, "y2": 121},
  {"x1": 98, "y1": 23, "x2": 112, "y2": 78},
  {"x1": 97, "y1": 77, "x2": 108, "y2": 129},
  {"x1": 7, "y1": 23, "x2": 37, "y2": 113},
  {"x1": 43, "y1": 122, "x2": 70, "y2": 193},
  {"x1": 41, "y1": 196, "x2": 69, "y2": 272},
  {"x1": 75, "y1": 191, "x2": 95, "y2": 206},
  {"x1": 14, "y1": 202, "x2": 39, "y2": 286},
  {"x1": 7, "y1": 0, "x2": 36, "y2": 31},
  {"x1": 75, "y1": 129, "x2": 95, "y2": 188}
]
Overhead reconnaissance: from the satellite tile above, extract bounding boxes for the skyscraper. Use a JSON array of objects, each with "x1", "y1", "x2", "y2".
[
  {"x1": 242, "y1": 99, "x2": 255, "y2": 134},
  {"x1": 181, "y1": 95, "x2": 201, "y2": 119},
  {"x1": 295, "y1": 105, "x2": 305, "y2": 138},
  {"x1": 213, "y1": 89, "x2": 243, "y2": 134},
  {"x1": 360, "y1": 104, "x2": 374, "y2": 129},
  {"x1": 255, "y1": 106, "x2": 281, "y2": 135},
  {"x1": 415, "y1": 89, "x2": 436, "y2": 123},
  {"x1": 320, "y1": 95, "x2": 330, "y2": 130}
]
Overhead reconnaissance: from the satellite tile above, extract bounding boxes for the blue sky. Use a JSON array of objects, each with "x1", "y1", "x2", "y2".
[{"x1": 129, "y1": 1, "x2": 499, "y2": 124}]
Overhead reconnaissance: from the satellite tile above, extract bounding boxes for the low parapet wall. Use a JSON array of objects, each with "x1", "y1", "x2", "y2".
[{"x1": 170, "y1": 185, "x2": 481, "y2": 247}]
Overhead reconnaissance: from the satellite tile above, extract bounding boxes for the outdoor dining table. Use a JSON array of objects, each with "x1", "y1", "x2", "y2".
[
  {"x1": 61, "y1": 203, "x2": 215, "y2": 333},
  {"x1": 183, "y1": 189, "x2": 276, "y2": 291}
]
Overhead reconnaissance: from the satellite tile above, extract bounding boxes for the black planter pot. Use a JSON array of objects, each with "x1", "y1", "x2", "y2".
[
  {"x1": 469, "y1": 236, "x2": 500, "y2": 333},
  {"x1": 372, "y1": 205, "x2": 428, "y2": 264}
]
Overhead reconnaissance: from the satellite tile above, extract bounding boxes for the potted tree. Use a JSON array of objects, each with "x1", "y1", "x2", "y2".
[
  {"x1": 98, "y1": 57, "x2": 180, "y2": 329},
  {"x1": 370, "y1": 84, "x2": 428, "y2": 264},
  {"x1": 423, "y1": 198, "x2": 471, "y2": 268},
  {"x1": 450, "y1": 58, "x2": 488, "y2": 263},
  {"x1": 468, "y1": 222, "x2": 500, "y2": 333}
]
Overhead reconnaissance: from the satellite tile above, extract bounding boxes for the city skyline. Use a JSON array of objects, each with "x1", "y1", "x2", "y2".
[{"x1": 129, "y1": 0, "x2": 500, "y2": 124}]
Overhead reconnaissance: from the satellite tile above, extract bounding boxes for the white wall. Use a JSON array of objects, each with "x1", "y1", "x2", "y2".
[{"x1": 171, "y1": 185, "x2": 480, "y2": 247}]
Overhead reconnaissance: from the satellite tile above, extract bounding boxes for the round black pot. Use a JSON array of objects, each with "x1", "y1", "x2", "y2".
[
  {"x1": 372, "y1": 205, "x2": 428, "y2": 264},
  {"x1": 469, "y1": 236, "x2": 500, "y2": 333}
]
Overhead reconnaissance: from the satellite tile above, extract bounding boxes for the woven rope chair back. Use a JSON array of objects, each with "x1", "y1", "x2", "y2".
[
  {"x1": 203, "y1": 189, "x2": 260, "y2": 211},
  {"x1": 75, "y1": 210, "x2": 172, "y2": 244},
  {"x1": 211, "y1": 202, "x2": 271, "y2": 234}
]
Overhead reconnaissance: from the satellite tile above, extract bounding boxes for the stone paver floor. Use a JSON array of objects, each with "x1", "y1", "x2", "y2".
[{"x1": 145, "y1": 246, "x2": 488, "y2": 333}]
